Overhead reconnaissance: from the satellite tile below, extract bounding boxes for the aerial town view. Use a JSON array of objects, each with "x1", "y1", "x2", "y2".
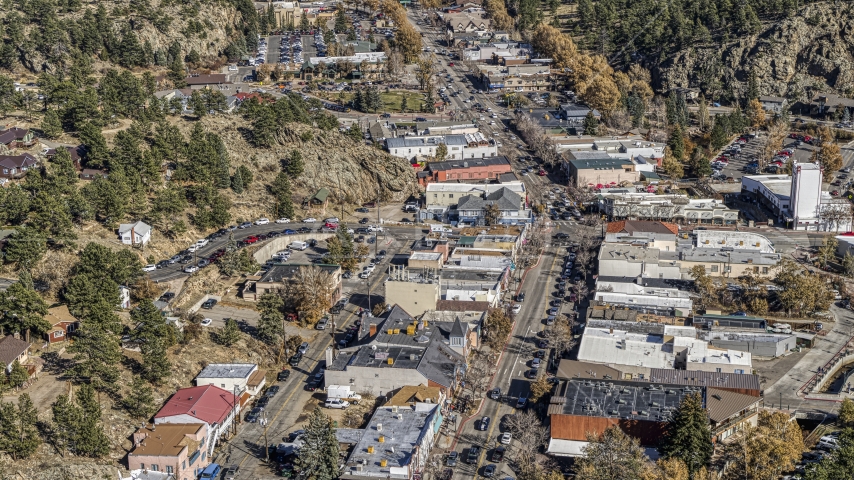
[{"x1": 0, "y1": 0, "x2": 853, "y2": 478}]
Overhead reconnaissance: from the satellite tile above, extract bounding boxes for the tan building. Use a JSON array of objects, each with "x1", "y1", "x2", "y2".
[
  {"x1": 477, "y1": 64, "x2": 553, "y2": 92},
  {"x1": 384, "y1": 267, "x2": 441, "y2": 317},
  {"x1": 563, "y1": 152, "x2": 639, "y2": 188},
  {"x1": 128, "y1": 423, "x2": 209, "y2": 480},
  {"x1": 409, "y1": 251, "x2": 444, "y2": 270},
  {"x1": 246, "y1": 264, "x2": 342, "y2": 304}
]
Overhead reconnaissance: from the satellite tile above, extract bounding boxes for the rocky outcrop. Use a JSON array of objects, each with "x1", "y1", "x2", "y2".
[
  {"x1": 655, "y1": 2, "x2": 854, "y2": 100},
  {"x1": 6, "y1": 464, "x2": 123, "y2": 480},
  {"x1": 203, "y1": 118, "x2": 420, "y2": 205}
]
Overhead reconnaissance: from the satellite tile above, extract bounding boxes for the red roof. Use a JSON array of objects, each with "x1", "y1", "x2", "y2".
[{"x1": 155, "y1": 385, "x2": 238, "y2": 426}]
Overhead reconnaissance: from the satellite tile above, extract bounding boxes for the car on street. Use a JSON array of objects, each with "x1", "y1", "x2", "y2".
[
  {"x1": 245, "y1": 407, "x2": 262, "y2": 422},
  {"x1": 446, "y1": 451, "x2": 458, "y2": 466},
  {"x1": 511, "y1": 304, "x2": 522, "y2": 315},
  {"x1": 490, "y1": 388, "x2": 501, "y2": 400},
  {"x1": 224, "y1": 465, "x2": 239, "y2": 480},
  {"x1": 276, "y1": 218, "x2": 291, "y2": 223},
  {"x1": 500, "y1": 432, "x2": 512, "y2": 444},
  {"x1": 316, "y1": 317, "x2": 329, "y2": 329},
  {"x1": 467, "y1": 446, "x2": 481, "y2": 463},
  {"x1": 289, "y1": 353, "x2": 302, "y2": 366},
  {"x1": 142, "y1": 264, "x2": 156, "y2": 272},
  {"x1": 184, "y1": 265, "x2": 199, "y2": 273},
  {"x1": 277, "y1": 369, "x2": 291, "y2": 381},
  {"x1": 239, "y1": 222, "x2": 252, "y2": 229},
  {"x1": 303, "y1": 217, "x2": 317, "y2": 223},
  {"x1": 516, "y1": 396, "x2": 528, "y2": 408},
  {"x1": 484, "y1": 464, "x2": 497, "y2": 477},
  {"x1": 159, "y1": 292, "x2": 175, "y2": 302},
  {"x1": 201, "y1": 298, "x2": 218, "y2": 309},
  {"x1": 200, "y1": 318, "x2": 213, "y2": 326},
  {"x1": 265, "y1": 385, "x2": 280, "y2": 398},
  {"x1": 525, "y1": 369, "x2": 538, "y2": 379},
  {"x1": 256, "y1": 218, "x2": 270, "y2": 225},
  {"x1": 298, "y1": 341, "x2": 310, "y2": 354},
  {"x1": 478, "y1": 416, "x2": 490, "y2": 431}
]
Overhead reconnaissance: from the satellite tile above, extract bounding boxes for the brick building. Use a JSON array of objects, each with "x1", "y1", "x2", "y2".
[{"x1": 417, "y1": 156, "x2": 512, "y2": 186}]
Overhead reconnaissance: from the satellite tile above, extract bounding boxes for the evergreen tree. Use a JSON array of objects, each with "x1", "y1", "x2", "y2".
[
  {"x1": 0, "y1": 184, "x2": 32, "y2": 226},
  {"x1": 78, "y1": 122, "x2": 110, "y2": 168},
  {"x1": 3, "y1": 227, "x2": 47, "y2": 270},
  {"x1": 353, "y1": 89, "x2": 365, "y2": 112},
  {"x1": 297, "y1": 407, "x2": 340, "y2": 480},
  {"x1": 286, "y1": 150, "x2": 305, "y2": 177},
  {"x1": 252, "y1": 104, "x2": 279, "y2": 147},
  {"x1": 218, "y1": 233, "x2": 243, "y2": 277},
  {"x1": 140, "y1": 337, "x2": 171, "y2": 385},
  {"x1": 583, "y1": 111, "x2": 599, "y2": 135},
  {"x1": 73, "y1": 384, "x2": 110, "y2": 457},
  {"x1": 8, "y1": 360, "x2": 29, "y2": 388},
  {"x1": 123, "y1": 376, "x2": 156, "y2": 421},
  {"x1": 68, "y1": 322, "x2": 122, "y2": 394},
  {"x1": 188, "y1": 90, "x2": 207, "y2": 118},
  {"x1": 746, "y1": 70, "x2": 759, "y2": 102},
  {"x1": 335, "y1": 8, "x2": 349, "y2": 33},
  {"x1": 710, "y1": 115, "x2": 730, "y2": 150},
  {"x1": 51, "y1": 394, "x2": 80, "y2": 453},
  {"x1": 231, "y1": 167, "x2": 245, "y2": 193},
  {"x1": 7, "y1": 394, "x2": 40, "y2": 459},
  {"x1": 0, "y1": 278, "x2": 50, "y2": 336},
  {"x1": 668, "y1": 125, "x2": 686, "y2": 161},
  {"x1": 257, "y1": 293, "x2": 284, "y2": 344},
  {"x1": 347, "y1": 124, "x2": 364, "y2": 142},
  {"x1": 270, "y1": 171, "x2": 295, "y2": 218},
  {"x1": 660, "y1": 392, "x2": 714, "y2": 476},
  {"x1": 168, "y1": 57, "x2": 186, "y2": 88},
  {"x1": 40, "y1": 108, "x2": 63, "y2": 139},
  {"x1": 216, "y1": 318, "x2": 241, "y2": 347},
  {"x1": 237, "y1": 165, "x2": 254, "y2": 188}
]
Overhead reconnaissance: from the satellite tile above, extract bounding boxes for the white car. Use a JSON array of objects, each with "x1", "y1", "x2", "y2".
[
  {"x1": 196, "y1": 238, "x2": 209, "y2": 247},
  {"x1": 367, "y1": 225, "x2": 384, "y2": 233},
  {"x1": 276, "y1": 218, "x2": 291, "y2": 224},
  {"x1": 511, "y1": 304, "x2": 522, "y2": 315},
  {"x1": 359, "y1": 271, "x2": 370, "y2": 279},
  {"x1": 187, "y1": 244, "x2": 199, "y2": 253},
  {"x1": 184, "y1": 265, "x2": 199, "y2": 273},
  {"x1": 303, "y1": 217, "x2": 317, "y2": 223},
  {"x1": 201, "y1": 318, "x2": 213, "y2": 326},
  {"x1": 500, "y1": 432, "x2": 512, "y2": 444},
  {"x1": 325, "y1": 399, "x2": 350, "y2": 409},
  {"x1": 228, "y1": 65, "x2": 238, "y2": 71},
  {"x1": 364, "y1": 265, "x2": 376, "y2": 274},
  {"x1": 142, "y1": 264, "x2": 157, "y2": 272},
  {"x1": 255, "y1": 218, "x2": 270, "y2": 225}
]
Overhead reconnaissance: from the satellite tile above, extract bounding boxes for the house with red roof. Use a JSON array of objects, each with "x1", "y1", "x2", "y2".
[{"x1": 153, "y1": 385, "x2": 240, "y2": 456}]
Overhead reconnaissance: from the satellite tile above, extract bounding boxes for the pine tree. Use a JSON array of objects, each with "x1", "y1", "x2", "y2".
[
  {"x1": 74, "y1": 384, "x2": 110, "y2": 457},
  {"x1": 297, "y1": 407, "x2": 340, "y2": 480},
  {"x1": 141, "y1": 337, "x2": 171, "y2": 385},
  {"x1": 583, "y1": 111, "x2": 599, "y2": 135},
  {"x1": 353, "y1": 89, "x2": 365, "y2": 112},
  {"x1": 78, "y1": 121, "x2": 110, "y2": 168},
  {"x1": 0, "y1": 280, "x2": 50, "y2": 337},
  {"x1": 270, "y1": 171, "x2": 295, "y2": 218},
  {"x1": 660, "y1": 392, "x2": 713, "y2": 476},
  {"x1": 746, "y1": 70, "x2": 759, "y2": 102},
  {"x1": 668, "y1": 125, "x2": 685, "y2": 162},
  {"x1": 286, "y1": 150, "x2": 305, "y2": 177},
  {"x1": 231, "y1": 167, "x2": 245, "y2": 193},
  {"x1": 68, "y1": 323, "x2": 122, "y2": 394},
  {"x1": 168, "y1": 57, "x2": 186, "y2": 88},
  {"x1": 123, "y1": 376, "x2": 156, "y2": 421},
  {"x1": 9, "y1": 394, "x2": 40, "y2": 459},
  {"x1": 257, "y1": 293, "x2": 284, "y2": 344},
  {"x1": 189, "y1": 90, "x2": 207, "y2": 118},
  {"x1": 40, "y1": 108, "x2": 63, "y2": 139},
  {"x1": 237, "y1": 165, "x2": 254, "y2": 187},
  {"x1": 217, "y1": 318, "x2": 241, "y2": 347},
  {"x1": 710, "y1": 115, "x2": 730, "y2": 150},
  {"x1": 252, "y1": 105, "x2": 278, "y2": 147}
]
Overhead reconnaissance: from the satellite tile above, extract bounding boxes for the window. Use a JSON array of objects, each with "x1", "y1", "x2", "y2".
[
  {"x1": 711, "y1": 265, "x2": 719, "y2": 273},
  {"x1": 449, "y1": 194, "x2": 454, "y2": 198},
  {"x1": 182, "y1": 461, "x2": 186, "y2": 470},
  {"x1": 166, "y1": 466, "x2": 174, "y2": 474},
  {"x1": 221, "y1": 384, "x2": 225, "y2": 388},
  {"x1": 151, "y1": 464, "x2": 159, "y2": 472},
  {"x1": 53, "y1": 331, "x2": 63, "y2": 338},
  {"x1": 735, "y1": 369, "x2": 745, "y2": 374},
  {"x1": 716, "y1": 368, "x2": 722, "y2": 373},
  {"x1": 762, "y1": 267, "x2": 769, "y2": 274},
  {"x1": 140, "y1": 464, "x2": 145, "y2": 470}
]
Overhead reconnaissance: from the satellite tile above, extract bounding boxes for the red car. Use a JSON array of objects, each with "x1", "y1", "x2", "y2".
[
  {"x1": 777, "y1": 151, "x2": 790, "y2": 156},
  {"x1": 832, "y1": 190, "x2": 840, "y2": 196},
  {"x1": 789, "y1": 133, "x2": 799, "y2": 139},
  {"x1": 804, "y1": 135, "x2": 813, "y2": 142},
  {"x1": 245, "y1": 236, "x2": 259, "y2": 244},
  {"x1": 324, "y1": 222, "x2": 338, "y2": 229},
  {"x1": 537, "y1": 169, "x2": 546, "y2": 176},
  {"x1": 449, "y1": 62, "x2": 455, "y2": 66}
]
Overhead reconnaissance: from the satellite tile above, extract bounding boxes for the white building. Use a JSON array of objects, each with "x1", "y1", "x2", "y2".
[
  {"x1": 597, "y1": 190, "x2": 739, "y2": 225},
  {"x1": 195, "y1": 363, "x2": 266, "y2": 398},
  {"x1": 118, "y1": 221, "x2": 151, "y2": 246},
  {"x1": 386, "y1": 133, "x2": 497, "y2": 161},
  {"x1": 741, "y1": 162, "x2": 853, "y2": 231},
  {"x1": 309, "y1": 52, "x2": 387, "y2": 65}
]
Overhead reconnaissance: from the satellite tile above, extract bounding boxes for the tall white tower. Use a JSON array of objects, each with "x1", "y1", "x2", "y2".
[{"x1": 789, "y1": 161, "x2": 822, "y2": 227}]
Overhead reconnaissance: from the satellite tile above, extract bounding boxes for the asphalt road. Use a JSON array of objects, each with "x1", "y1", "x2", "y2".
[{"x1": 448, "y1": 221, "x2": 597, "y2": 480}]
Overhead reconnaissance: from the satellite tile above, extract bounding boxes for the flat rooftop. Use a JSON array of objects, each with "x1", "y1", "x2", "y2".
[
  {"x1": 344, "y1": 405, "x2": 438, "y2": 479},
  {"x1": 557, "y1": 379, "x2": 694, "y2": 422},
  {"x1": 196, "y1": 363, "x2": 256, "y2": 379}
]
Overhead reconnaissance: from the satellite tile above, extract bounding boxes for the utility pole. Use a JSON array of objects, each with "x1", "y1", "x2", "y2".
[
  {"x1": 263, "y1": 409, "x2": 270, "y2": 463},
  {"x1": 375, "y1": 189, "x2": 381, "y2": 256}
]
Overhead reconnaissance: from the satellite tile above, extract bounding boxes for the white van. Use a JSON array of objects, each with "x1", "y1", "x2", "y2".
[{"x1": 289, "y1": 241, "x2": 308, "y2": 251}]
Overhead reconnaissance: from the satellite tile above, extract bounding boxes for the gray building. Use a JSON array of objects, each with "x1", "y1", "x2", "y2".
[{"x1": 701, "y1": 331, "x2": 794, "y2": 358}]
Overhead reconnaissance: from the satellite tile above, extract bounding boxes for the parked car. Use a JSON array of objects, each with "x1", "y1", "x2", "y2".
[
  {"x1": 245, "y1": 408, "x2": 262, "y2": 423},
  {"x1": 184, "y1": 265, "x2": 199, "y2": 273},
  {"x1": 500, "y1": 432, "x2": 512, "y2": 444},
  {"x1": 289, "y1": 353, "x2": 302, "y2": 366},
  {"x1": 325, "y1": 398, "x2": 350, "y2": 409},
  {"x1": 142, "y1": 264, "x2": 157, "y2": 272},
  {"x1": 467, "y1": 446, "x2": 481, "y2": 464},
  {"x1": 200, "y1": 318, "x2": 213, "y2": 327},
  {"x1": 316, "y1": 317, "x2": 329, "y2": 329},
  {"x1": 478, "y1": 416, "x2": 490, "y2": 431},
  {"x1": 484, "y1": 464, "x2": 496, "y2": 478},
  {"x1": 265, "y1": 385, "x2": 280, "y2": 398},
  {"x1": 201, "y1": 298, "x2": 218, "y2": 309},
  {"x1": 277, "y1": 369, "x2": 291, "y2": 381},
  {"x1": 303, "y1": 217, "x2": 318, "y2": 223},
  {"x1": 446, "y1": 451, "x2": 458, "y2": 467}
]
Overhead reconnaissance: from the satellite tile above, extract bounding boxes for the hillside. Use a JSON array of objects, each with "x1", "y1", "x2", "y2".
[
  {"x1": 0, "y1": 0, "x2": 259, "y2": 76},
  {"x1": 655, "y1": 2, "x2": 854, "y2": 102}
]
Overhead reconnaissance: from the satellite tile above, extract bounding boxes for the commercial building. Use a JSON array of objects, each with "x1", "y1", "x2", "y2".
[
  {"x1": 386, "y1": 133, "x2": 497, "y2": 162},
  {"x1": 415, "y1": 120, "x2": 479, "y2": 136},
  {"x1": 384, "y1": 267, "x2": 441, "y2": 317},
  {"x1": 194, "y1": 363, "x2": 266, "y2": 398},
  {"x1": 597, "y1": 190, "x2": 740, "y2": 225},
  {"x1": 577, "y1": 320, "x2": 752, "y2": 374},
  {"x1": 456, "y1": 186, "x2": 531, "y2": 225},
  {"x1": 477, "y1": 64, "x2": 552, "y2": 92},
  {"x1": 441, "y1": 268, "x2": 508, "y2": 306},
  {"x1": 248, "y1": 264, "x2": 342, "y2": 304},
  {"x1": 701, "y1": 331, "x2": 795, "y2": 358},
  {"x1": 562, "y1": 153, "x2": 641, "y2": 187},
  {"x1": 741, "y1": 162, "x2": 853, "y2": 231},
  {"x1": 593, "y1": 276, "x2": 693, "y2": 318},
  {"x1": 325, "y1": 305, "x2": 467, "y2": 396},
  {"x1": 340, "y1": 403, "x2": 441, "y2": 480},
  {"x1": 417, "y1": 156, "x2": 512, "y2": 186},
  {"x1": 604, "y1": 220, "x2": 679, "y2": 249},
  {"x1": 128, "y1": 423, "x2": 210, "y2": 480},
  {"x1": 424, "y1": 182, "x2": 526, "y2": 208},
  {"x1": 421, "y1": 181, "x2": 528, "y2": 224}
]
